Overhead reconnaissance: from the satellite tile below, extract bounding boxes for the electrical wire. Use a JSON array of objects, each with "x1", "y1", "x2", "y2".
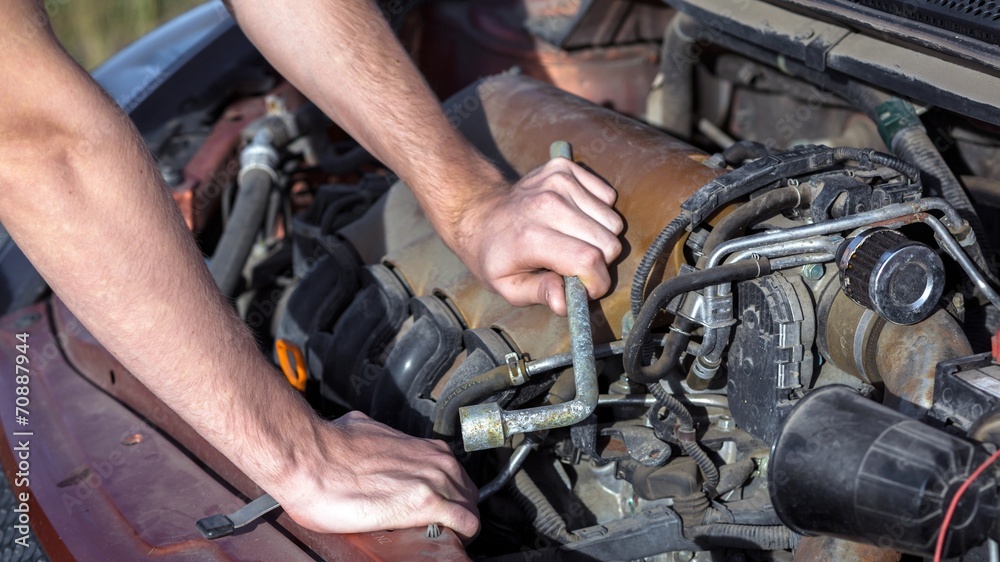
[{"x1": 934, "y1": 448, "x2": 1000, "y2": 562}]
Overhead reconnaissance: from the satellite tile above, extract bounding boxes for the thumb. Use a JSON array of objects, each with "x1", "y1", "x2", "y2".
[{"x1": 495, "y1": 271, "x2": 567, "y2": 316}]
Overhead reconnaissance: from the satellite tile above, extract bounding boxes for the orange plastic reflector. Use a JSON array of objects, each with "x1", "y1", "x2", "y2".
[{"x1": 275, "y1": 338, "x2": 308, "y2": 392}]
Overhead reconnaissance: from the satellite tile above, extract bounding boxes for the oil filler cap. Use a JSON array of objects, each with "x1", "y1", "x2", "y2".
[{"x1": 838, "y1": 228, "x2": 945, "y2": 325}]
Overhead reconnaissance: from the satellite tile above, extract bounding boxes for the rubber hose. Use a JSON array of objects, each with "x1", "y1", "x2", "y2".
[
  {"x1": 686, "y1": 524, "x2": 799, "y2": 550},
  {"x1": 843, "y1": 82, "x2": 993, "y2": 268},
  {"x1": 648, "y1": 382, "x2": 720, "y2": 493},
  {"x1": 630, "y1": 214, "x2": 690, "y2": 317},
  {"x1": 508, "y1": 470, "x2": 578, "y2": 544},
  {"x1": 625, "y1": 259, "x2": 771, "y2": 383},
  {"x1": 209, "y1": 168, "x2": 273, "y2": 297},
  {"x1": 702, "y1": 186, "x2": 801, "y2": 258},
  {"x1": 432, "y1": 364, "x2": 511, "y2": 438},
  {"x1": 650, "y1": 13, "x2": 699, "y2": 138},
  {"x1": 830, "y1": 146, "x2": 919, "y2": 183}
]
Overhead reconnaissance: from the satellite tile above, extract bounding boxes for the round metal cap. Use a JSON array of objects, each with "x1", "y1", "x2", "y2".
[{"x1": 839, "y1": 229, "x2": 945, "y2": 325}]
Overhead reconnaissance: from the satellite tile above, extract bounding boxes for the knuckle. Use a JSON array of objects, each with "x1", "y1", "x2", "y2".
[
  {"x1": 577, "y1": 245, "x2": 604, "y2": 269},
  {"x1": 534, "y1": 189, "x2": 565, "y2": 210}
]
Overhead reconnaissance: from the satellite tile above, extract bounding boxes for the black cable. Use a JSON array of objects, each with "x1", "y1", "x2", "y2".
[
  {"x1": 630, "y1": 214, "x2": 690, "y2": 317},
  {"x1": 624, "y1": 259, "x2": 771, "y2": 384},
  {"x1": 648, "y1": 382, "x2": 720, "y2": 494}
]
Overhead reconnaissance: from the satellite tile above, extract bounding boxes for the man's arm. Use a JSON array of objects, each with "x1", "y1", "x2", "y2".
[
  {"x1": 0, "y1": 1, "x2": 478, "y2": 539},
  {"x1": 227, "y1": 0, "x2": 624, "y2": 315}
]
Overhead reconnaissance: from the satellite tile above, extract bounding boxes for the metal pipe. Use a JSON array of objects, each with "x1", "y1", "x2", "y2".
[
  {"x1": 478, "y1": 440, "x2": 537, "y2": 503},
  {"x1": 597, "y1": 392, "x2": 730, "y2": 410},
  {"x1": 705, "y1": 198, "x2": 961, "y2": 269},
  {"x1": 922, "y1": 214, "x2": 1000, "y2": 309},
  {"x1": 526, "y1": 334, "x2": 670, "y2": 377},
  {"x1": 459, "y1": 277, "x2": 598, "y2": 451},
  {"x1": 875, "y1": 309, "x2": 972, "y2": 417}
]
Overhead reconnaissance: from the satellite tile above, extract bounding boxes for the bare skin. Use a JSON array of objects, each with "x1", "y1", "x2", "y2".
[{"x1": 0, "y1": 0, "x2": 622, "y2": 542}]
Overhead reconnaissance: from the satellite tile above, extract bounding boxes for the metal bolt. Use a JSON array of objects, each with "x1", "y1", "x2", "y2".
[
  {"x1": 676, "y1": 551, "x2": 695, "y2": 562},
  {"x1": 717, "y1": 415, "x2": 736, "y2": 431},
  {"x1": 800, "y1": 263, "x2": 825, "y2": 280}
]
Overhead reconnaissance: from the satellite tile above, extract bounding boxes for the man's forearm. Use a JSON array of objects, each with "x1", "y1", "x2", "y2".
[
  {"x1": 0, "y1": 5, "x2": 320, "y2": 493},
  {"x1": 228, "y1": 0, "x2": 504, "y2": 249}
]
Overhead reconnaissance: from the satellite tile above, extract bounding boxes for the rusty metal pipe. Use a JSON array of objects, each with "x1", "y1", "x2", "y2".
[
  {"x1": 876, "y1": 309, "x2": 972, "y2": 417},
  {"x1": 459, "y1": 277, "x2": 598, "y2": 452}
]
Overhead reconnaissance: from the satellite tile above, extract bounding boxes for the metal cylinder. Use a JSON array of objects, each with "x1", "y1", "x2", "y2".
[{"x1": 820, "y1": 288, "x2": 972, "y2": 415}]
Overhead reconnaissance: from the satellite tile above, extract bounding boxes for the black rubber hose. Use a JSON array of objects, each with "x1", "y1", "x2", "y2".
[
  {"x1": 686, "y1": 524, "x2": 799, "y2": 550},
  {"x1": 830, "y1": 146, "x2": 919, "y2": 183},
  {"x1": 625, "y1": 259, "x2": 772, "y2": 383},
  {"x1": 722, "y1": 140, "x2": 770, "y2": 166},
  {"x1": 648, "y1": 382, "x2": 720, "y2": 493},
  {"x1": 843, "y1": 82, "x2": 994, "y2": 269},
  {"x1": 630, "y1": 214, "x2": 690, "y2": 317},
  {"x1": 507, "y1": 470, "x2": 578, "y2": 544},
  {"x1": 209, "y1": 168, "x2": 274, "y2": 297},
  {"x1": 432, "y1": 364, "x2": 510, "y2": 438},
  {"x1": 702, "y1": 186, "x2": 801, "y2": 258}
]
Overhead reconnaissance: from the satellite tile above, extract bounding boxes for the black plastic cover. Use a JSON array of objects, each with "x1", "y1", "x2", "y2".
[{"x1": 770, "y1": 385, "x2": 998, "y2": 557}]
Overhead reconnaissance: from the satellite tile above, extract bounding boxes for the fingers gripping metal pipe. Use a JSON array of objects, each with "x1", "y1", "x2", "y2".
[
  {"x1": 460, "y1": 276, "x2": 598, "y2": 451},
  {"x1": 459, "y1": 141, "x2": 599, "y2": 452}
]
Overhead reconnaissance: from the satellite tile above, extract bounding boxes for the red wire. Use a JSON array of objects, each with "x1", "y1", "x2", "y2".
[{"x1": 934, "y1": 448, "x2": 1000, "y2": 562}]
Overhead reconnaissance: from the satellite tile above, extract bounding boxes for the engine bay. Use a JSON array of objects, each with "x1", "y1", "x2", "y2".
[{"x1": 138, "y1": 1, "x2": 1000, "y2": 560}]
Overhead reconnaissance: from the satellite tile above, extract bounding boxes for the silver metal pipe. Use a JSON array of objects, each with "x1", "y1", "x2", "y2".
[
  {"x1": 705, "y1": 197, "x2": 960, "y2": 269},
  {"x1": 597, "y1": 392, "x2": 730, "y2": 410},
  {"x1": 525, "y1": 334, "x2": 671, "y2": 377},
  {"x1": 460, "y1": 277, "x2": 599, "y2": 451},
  {"x1": 477, "y1": 440, "x2": 537, "y2": 503},
  {"x1": 923, "y1": 214, "x2": 1000, "y2": 309}
]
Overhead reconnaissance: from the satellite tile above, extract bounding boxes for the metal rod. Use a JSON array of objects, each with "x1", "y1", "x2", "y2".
[
  {"x1": 923, "y1": 214, "x2": 1000, "y2": 309},
  {"x1": 597, "y1": 392, "x2": 730, "y2": 410},
  {"x1": 705, "y1": 197, "x2": 960, "y2": 269},
  {"x1": 525, "y1": 334, "x2": 670, "y2": 377}
]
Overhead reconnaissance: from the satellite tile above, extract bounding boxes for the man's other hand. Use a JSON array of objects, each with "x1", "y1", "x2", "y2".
[
  {"x1": 454, "y1": 158, "x2": 624, "y2": 315},
  {"x1": 275, "y1": 411, "x2": 480, "y2": 542}
]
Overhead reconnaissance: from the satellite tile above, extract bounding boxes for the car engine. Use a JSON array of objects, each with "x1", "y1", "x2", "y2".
[{"x1": 148, "y1": 1, "x2": 1000, "y2": 559}]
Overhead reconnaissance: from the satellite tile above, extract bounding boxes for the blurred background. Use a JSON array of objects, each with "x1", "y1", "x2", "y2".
[{"x1": 49, "y1": 0, "x2": 205, "y2": 69}]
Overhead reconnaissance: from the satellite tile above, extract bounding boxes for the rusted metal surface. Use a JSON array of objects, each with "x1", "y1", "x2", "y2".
[
  {"x1": 876, "y1": 309, "x2": 972, "y2": 417},
  {"x1": 822, "y1": 288, "x2": 973, "y2": 417},
  {"x1": 0, "y1": 303, "x2": 315, "y2": 561},
  {"x1": 794, "y1": 535, "x2": 902, "y2": 562},
  {"x1": 418, "y1": 0, "x2": 662, "y2": 117},
  {"x1": 48, "y1": 297, "x2": 471, "y2": 561},
  {"x1": 357, "y1": 75, "x2": 719, "y2": 363}
]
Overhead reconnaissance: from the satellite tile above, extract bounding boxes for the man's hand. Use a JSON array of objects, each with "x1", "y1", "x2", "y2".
[
  {"x1": 452, "y1": 158, "x2": 624, "y2": 315},
  {"x1": 274, "y1": 412, "x2": 480, "y2": 542}
]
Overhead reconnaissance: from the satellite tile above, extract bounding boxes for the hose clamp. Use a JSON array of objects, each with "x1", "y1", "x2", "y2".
[
  {"x1": 505, "y1": 353, "x2": 529, "y2": 386},
  {"x1": 238, "y1": 142, "x2": 280, "y2": 185}
]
